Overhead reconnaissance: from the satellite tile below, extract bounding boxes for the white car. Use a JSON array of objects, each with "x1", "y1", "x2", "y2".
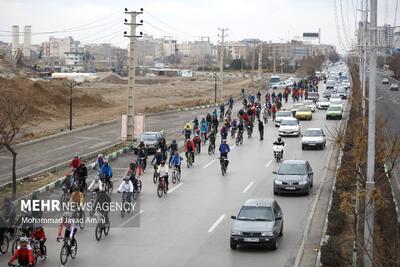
[
  {"x1": 329, "y1": 98, "x2": 343, "y2": 109},
  {"x1": 301, "y1": 128, "x2": 326, "y2": 150},
  {"x1": 275, "y1": 110, "x2": 293, "y2": 127},
  {"x1": 302, "y1": 100, "x2": 316, "y2": 112},
  {"x1": 279, "y1": 118, "x2": 301, "y2": 137},
  {"x1": 330, "y1": 94, "x2": 342, "y2": 100},
  {"x1": 382, "y1": 78, "x2": 389, "y2": 84},
  {"x1": 316, "y1": 98, "x2": 330, "y2": 109},
  {"x1": 337, "y1": 88, "x2": 347, "y2": 99},
  {"x1": 272, "y1": 81, "x2": 287, "y2": 90}
]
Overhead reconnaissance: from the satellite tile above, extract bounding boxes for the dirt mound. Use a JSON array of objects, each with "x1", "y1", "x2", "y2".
[
  {"x1": 98, "y1": 73, "x2": 127, "y2": 84},
  {"x1": 0, "y1": 77, "x2": 112, "y2": 121}
]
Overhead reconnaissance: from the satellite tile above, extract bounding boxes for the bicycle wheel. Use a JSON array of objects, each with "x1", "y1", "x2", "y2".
[
  {"x1": 137, "y1": 180, "x2": 142, "y2": 192},
  {"x1": 71, "y1": 239, "x2": 77, "y2": 258},
  {"x1": 11, "y1": 238, "x2": 18, "y2": 254},
  {"x1": 208, "y1": 144, "x2": 212, "y2": 155},
  {"x1": 104, "y1": 223, "x2": 110, "y2": 236},
  {"x1": 95, "y1": 224, "x2": 102, "y2": 241},
  {"x1": 0, "y1": 235, "x2": 9, "y2": 254},
  {"x1": 132, "y1": 190, "x2": 138, "y2": 201},
  {"x1": 61, "y1": 192, "x2": 67, "y2": 203},
  {"x1": 60, "y1": 244, "x2": 69, "y2": 265},
  {"x1": 107, "y1": 181, "x2": 113, "y2": 194},
  {"x1": 157, "y1": 184, "x2": 163, "y2": 198},
  {"x1": 171, "y1": 171, "x2": 176, "y2": 184},
  {"x1": 79, "y1": 211, "x2": 86, "y2": 229},
  {"x1": 153, "y1": 171, "x2": 158, "y2": 184},
  {"x1": 121, "y1": 206, "x2": 126, "y2": 218},
  {"x1": 177, "y1": 171, "x2": 181, "y2": 182},
  {"x1": 40, "y1": 245, "x2": 47, "y2": 260}
]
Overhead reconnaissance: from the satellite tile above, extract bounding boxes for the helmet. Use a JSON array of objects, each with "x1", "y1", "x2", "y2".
[
  {"x1": 98, "y1": 154, "x2": 103, "y2": 158},
  {"x1": 140, "y1": 139, "x2": 144, "y2": 144},
  {"x1": 222, "y1": 139, "x2": 226, "y2": 143},
  {"x1": 74, "y1": 186, "x2": 80, "y2": 192},
  {"x1": 74, "y1": 155, "x2": 79, "y2": 158},
  {"x1": 130, "y1": 160, "x2": 136, "y2": 165},
  {"x1": 65, "y1": 172, "x2": 70, "y2": 177},
  {"x1": 278, "y1": 137, "x2": 282, "y2": 142}
]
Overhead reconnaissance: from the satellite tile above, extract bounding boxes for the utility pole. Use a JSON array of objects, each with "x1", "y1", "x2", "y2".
[
  {"x1": 280, "y1": 56, "x2": 283, "y2": 74},
  {"x1": 124, "y1": 8, "x2": 143, "y2": 141},
  {"x1": 364, "y1": 0, "x2": 377, "y2": 266},
  {"x1": 252, "y1": 42, "x2": 256, "y2": 71},
  {"x1": 258, "y1": 43, "x2": 263, "y2": 80},
  {"x1": 273, "y1": 47, "x2": 276, "y2": 74},
  {"x1": 218, "y1": 28, "x2": 228, "y2": 102},
  {"x1": 63, "y1": 80, "x2": 80, "y2": 131}
]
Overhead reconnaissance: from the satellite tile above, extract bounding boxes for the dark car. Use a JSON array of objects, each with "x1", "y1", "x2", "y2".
[
  {"x1": 273, "y1": 160, "x2": 313, "y2": 195},
  {"x1": 306, "y1": 92, "x2": 319, "y2": 102},
  {"x1": 230, "y1": 199, "x2": 283, "y2": 250},
  {"x1": 133, "y1": 131, "x2": 164, "y2": 154}
]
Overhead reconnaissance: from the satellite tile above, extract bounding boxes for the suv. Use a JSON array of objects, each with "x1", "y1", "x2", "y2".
[{"x1": 230, "y1": 199, "x2": 284, "y2": 250}]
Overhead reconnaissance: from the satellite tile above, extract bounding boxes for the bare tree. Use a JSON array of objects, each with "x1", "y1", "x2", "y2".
[{"x1": 0, "y1": 88, "x2": 32, "y2": 199}]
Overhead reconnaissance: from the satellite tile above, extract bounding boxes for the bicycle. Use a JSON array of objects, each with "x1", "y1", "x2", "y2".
[
  {"x1": 236, "y1": 131, "x2": 243, "y2": 146},
  {"x1": 31, "y1": 239, "x2": 47, "y2": 263},
  {"x1": 171, "y1": 165, "x2": 181, "y2": 184},
  {"x1": 208, "y1": 141, "x2": 215, "y2": 155},
  {"x1": 186, "y1": 152, "x2": 193, "y2": 168},
  {"x1": 219, "y1": 157, "x2": 228, "y2": 176},
  {"x1": 89, "y1": 191, "x2": 97, "y2": 217},
  {"x1": 231, "y1": 127, "x2": 237, "y2": 139},
  {"x1": 0, "y1": 234, "x2": 9, "y2": 254},
  {"x1": 94, "y1": 212, "x2": 110, "y2": 241},
  {"x1": 74, "y1": 207, "x2": 86, "y2": 230},
  {"x1": 200, "y1": 132, "x2": 207, "y2": 145},
  {"x1": 100, "y1": 175, "x2": 113, "y2": 194},
  {"x1": 58, "y1": 237, "x2": 77, "y2": 265},
  {"x1": 152, "y1": 164, "x2": 159, "y2": 184},
  {"x1": 120, "y1": 192, "x2": 132, "y2": 218},
  {"x1": 132, "y1": 178, "x2": 142, "y2": 200},
  {"x1": 157, "y1": 176, "x2": 168, "y2": 198}
]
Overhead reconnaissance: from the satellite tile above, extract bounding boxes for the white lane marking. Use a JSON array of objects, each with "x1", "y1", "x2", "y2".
[
  {"x1": 119, "y1": 209, "x2": 144, "y2": 228},
  {"x1": 208, "y1": 214, "x2": 226, "y2": 233},
  {"x1": 203, "y1": 160, "x2": 216, "y2": 169},
  {"x1": 265, "y1": 159, "x2": 273, "y2": 168},
  {"x1": 168, "y1": 182, "x2": 183, "y2": 194},
  {"x1": 242, "y1": 181, "x2": 254, "y2": 193}
]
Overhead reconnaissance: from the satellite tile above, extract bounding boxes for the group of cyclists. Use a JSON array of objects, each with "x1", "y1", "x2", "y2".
[{"x1": 1, "y1": 76, "x2": 324, "y2": 266}]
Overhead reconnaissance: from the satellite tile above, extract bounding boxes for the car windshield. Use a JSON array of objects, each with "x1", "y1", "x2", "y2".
[
  {"x1": 278, "y1": 163, "x2": 307, "y2": 175},
  {"x1": 140, "y1": 134, "x2": 157, "y2": 141},
  {"x1": 280, "y1": 119, "x2": 298, "y2": 126},
  {"x1": 277, "y1": 111, "x2": 291, "y2": 117},
  {"x1": 330, "y1": 99, "x2": 341, "y2": 104},
  {"x1": 293, "y1": 104, "x2": 303, "y2": 109},
  {"x1": 304, "y1": 130, "x2": 322, "y2": 137},
  {"x1": 318, "y1": 98, "x2": 328, "y2": 102},
  {"x1": 328, "y1": 106, "x2": 341, "y2": 111},
  {"x1": 237, "y1": 206, "x2": 274, "y2": 221},
  {"x1": 298, "y1": 106, "x2": 310, "y2": 111}
]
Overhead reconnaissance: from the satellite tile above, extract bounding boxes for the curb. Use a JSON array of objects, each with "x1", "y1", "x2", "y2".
[
  {"x1": 384, "y1": 164, "x2": 400, "y2": 223},
  {"x1": 13, "y1": 144, "x2": 133, "y2": 207}
]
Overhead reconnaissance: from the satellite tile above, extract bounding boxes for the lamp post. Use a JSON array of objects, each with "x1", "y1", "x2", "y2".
[
  {"x1": 63, "y1": 76, "x2": 84, "y2": 131},
  {"x1": 213, "y1": 73, "x2": 217, "y2": 104}
]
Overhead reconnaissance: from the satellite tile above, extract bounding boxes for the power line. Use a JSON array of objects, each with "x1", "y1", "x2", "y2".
[
  {"x1": 339, "y1": 0, "x2": 352, "y2": 48},
  {"x1": 78, "y1": 20, "x2": 121, "y2": 42},
  {"x1": 394, "y1": 0, "x2": 399, "y2": 27},
  {"x1": 334, "y1": 0, "x2": 350, "y2": 52}
]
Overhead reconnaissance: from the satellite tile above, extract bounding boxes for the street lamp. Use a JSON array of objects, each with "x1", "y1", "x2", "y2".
[
  {"x1": 63, "y1": 76, "x2": 84, "y2": 131},
  {"x1": 213, "y1": 73, "x2": 217, "y2": 104}
]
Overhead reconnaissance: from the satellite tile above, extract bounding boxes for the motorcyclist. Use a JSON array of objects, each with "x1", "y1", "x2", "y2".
[{"x1": 273, "y1": 137, "x2": 285, "y2": 156}]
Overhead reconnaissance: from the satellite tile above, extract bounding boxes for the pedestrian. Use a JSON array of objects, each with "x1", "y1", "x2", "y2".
[{"x1": 258, "y1": 119, "x2": 264, "y2": 141}]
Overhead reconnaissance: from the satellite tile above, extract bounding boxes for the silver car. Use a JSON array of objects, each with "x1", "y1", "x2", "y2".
[
  {"x1": 230, "y1": 199, "x2": 283, "y2": 250},
  {"x1": 275, "y1": 110, "x2": 293, "y2": 127},
  {"x1": 301, "y1": 128, "x2": 326, "y2": 150},
  {"x1": 273, "y1": 160, "x2": 314, "y2": 195}
]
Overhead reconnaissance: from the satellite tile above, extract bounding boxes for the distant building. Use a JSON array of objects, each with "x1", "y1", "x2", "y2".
[
  {"x1": 64, "y1": 52, "x2": 84, "y2": 66},
  {"x1": 41, "y1": 36, "x2": 79, "y2": 62},
  {"x1": 225, "y1": 41, "x2": 247, "y2": 59},
  {"x1": 136, "y1": 34, "x2": 162, "y2": 65}
]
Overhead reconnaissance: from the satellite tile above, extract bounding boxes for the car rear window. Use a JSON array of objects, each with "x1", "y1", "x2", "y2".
[{"x1": 304, "y1": 130, "x2": 322, "y2": 136}]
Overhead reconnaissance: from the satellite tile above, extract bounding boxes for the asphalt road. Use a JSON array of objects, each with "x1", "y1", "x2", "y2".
[{"x1": 0, "y1": 86, "x2": 346, "y2": 267}]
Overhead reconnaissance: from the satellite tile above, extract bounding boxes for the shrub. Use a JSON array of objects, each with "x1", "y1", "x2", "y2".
[
  {"x1": 326, "y1": 191, "x2": 346, "y2": 236},
  {"x1": 320, "y1": 236, "x2": 345, "y2": 266}
]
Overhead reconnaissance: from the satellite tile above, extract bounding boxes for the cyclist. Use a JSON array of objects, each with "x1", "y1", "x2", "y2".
[
  {"x1": 99, "y1": 159, "x2": 113, "y2": 189},
  {"x1": 61, "y1": 172, "x2": 75, "y2": 194},
  {"x1": 170, "y1": 151, "x2": 183, "y2": 176},
  {"x1": 184, "y1": 139, "x2": 196, "y2": 163},
  {"x1": 208, "y1": 130, "x2": 216, "y2": 148},
  {"x1": 211, "y1": 115, "x2": 219, "y2": 133},
  {"x1": 200, "y1": 118, "x2": 208, "y2": 142},
  {"x1": 167, "y1": 140, "x2": 178, "y2": 165},
  {"x1": 118, "y1": 177, "x2": 133, "y2": 203},
  {"x1": 88, "y1": 176, "x2": 103, "y2": 192},
  {"x1": 219, "y1": 139, "x2": 230, "y2": 166},
  {"x1": 192, "y1": 117, "x2": 199, "y2": 131},
  {"x1": 206, "y1": 113, "x2": 212, "y2": 131},
  {"x1": 93, "y1": 154, "x2": 105, "y2": 170},
  {"x1": 231, "y1": 118, "x2": 238, "y2": 133},
  {"x1": 228, "y1": 96, "x2": 234, "y2": 109},
  {"x1": 30, "y1": 224, "x2": 46, "y2": 256},
  {"x1": 1, "y1": 197, "x2": 16, "y2": 230},
  {"x1": 75, "y1": 162, "x2": 87, "y2": 192},
  {"x1": 271, "y1": 104, "x2": 277, "y2": 121},
  {"x1": 220, "y1": 125, "x2": 228, "y2": 140},
  {"x1": 158, "y1": 137, "x2": 168, "y2": 160},
  {"x1": 151, "y1": 149, "x2": 164, "y2": 170},
  {"x1": 212, "y1": 109, "x2": 218, "y2": 117},
  {"x1": 57, "y1": 212, "x2": 77, "y2": 250},
  {"x1": 219, "y1": 104, "x2": 225, "y2": 120},
  {"x1": 193, "y1": 132, "x2": 201, "y2": 154},
  {"x1": 256, "y1": 91, "x2": 261, "y2": 101},
  {"x1": 69, "y1": 155, "x2": 81, "y2": 170},
  {"x1": 126, "y1": 160, "x2": 137, "y2": 180},
  {"x1": 137, "y1": 140, "x2": 148, "y2": 171},
  {"x1": 182, "y1": 123, "x2": 192, "y2": 140},
  {"x1": 8, "y1": 237, "x2": 34, "y2": 267},
  {"x1": 157, "y1": 160, "x2": 169, "y2": 190}
]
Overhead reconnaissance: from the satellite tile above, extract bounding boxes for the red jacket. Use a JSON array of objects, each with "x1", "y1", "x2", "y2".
[
  {"x1": 31, "y1": 228, "x2": 46, "y2": 241},
  {"x1": 184, "y1": 140, "x2": 196, "y2": 152},
  {"x1": 8, "y1": 247, "x2": 34, "y2": 266},
  {"x1": 69, "y1": 158, "x2": 81, "y2": 169}
]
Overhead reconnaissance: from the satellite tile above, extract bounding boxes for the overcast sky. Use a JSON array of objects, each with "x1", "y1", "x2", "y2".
[{"x1": 0, "y1": 0, "x2": 398, "y2": 54}]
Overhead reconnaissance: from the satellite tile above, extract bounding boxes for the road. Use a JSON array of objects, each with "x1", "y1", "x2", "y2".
[
  {"x1": 0, "y1": 104, "x2": 229, "y2": 185},
  {"x1": 375, "y1": 71, "x2": 400, "y2": 219},
  {"x1": 0, "y1": 86, "x2": 347, "y2": 267}
]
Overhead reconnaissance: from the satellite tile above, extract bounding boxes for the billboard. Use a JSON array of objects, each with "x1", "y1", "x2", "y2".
[{"x1": 303, "y1": 32, "x2": 319, "y2": 38}]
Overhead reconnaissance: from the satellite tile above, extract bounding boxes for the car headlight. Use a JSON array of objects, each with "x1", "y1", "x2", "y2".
[
  {"x1": 274, "y1": 180, "x2": 283, "y2": 185},
  {"x1": 299, "y1": 181, "x2": 308, "y2": 185},
  {"x1": 231, "y1": 230, "x2": 242, "y2": 236},
  {"x1": 261, "y1": 231, "x2": 274, "y2": 237}
]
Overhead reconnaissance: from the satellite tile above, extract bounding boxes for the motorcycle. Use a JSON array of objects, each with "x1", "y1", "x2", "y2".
[{"x1": 273, "y1": 145, "x2": 284, "y2": 162}]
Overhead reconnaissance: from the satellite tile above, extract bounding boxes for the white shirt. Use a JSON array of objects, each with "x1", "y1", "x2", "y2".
[
  {"x1": 118, "y1": 180, "x2": 134, "y2": 193},
  {"x1": 88, "y1": 180, "x2": 103, "y2": 191},
  {"x1": 157, "y1": 165, "x2": 169, "y2": 176}
]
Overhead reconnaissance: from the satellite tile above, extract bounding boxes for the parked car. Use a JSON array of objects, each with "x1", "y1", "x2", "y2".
[
  {"x1": 279, "y1": 118, "x2": 301, "y2": 137},
  {"x1": 382, "y1": 78, "x2": 389, "y2": 84},
  {"x1": 390, "y1": 83, "x2": 399, "y2": 91},
  {"x1": 273, "y1": 160, "x2": 314, "y2": 195},
  {"x1": 301, "y1": 128, "x2": 326, "y2": 150},
  {"x1": 133, "y1": 131, "x2": 165, "y2": 154},
  {"x1": 275, "y1": 110, "x2": 293, "y2": 127},
  {"x1": 326, "y1": 106, "x2": 343, "y2": 120},
  {"x1": 316, "y1": 98, "x2": 330, "y2": 109},
  {"x1": 230, "y1": 199, "x2": 284, "y2": 250}
]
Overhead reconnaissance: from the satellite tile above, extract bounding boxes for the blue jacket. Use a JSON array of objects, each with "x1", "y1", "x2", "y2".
[
  {"x1": 200, "y1": 121, "x2": 208, "y2": 133},
  {"x1": 100, "y1": 164, "x2": 113, "y2": 178},
  {"x1": 151, "y1": 153, "x2": 163, "y2": 165},
  {"x1": 219, "y1": 143, "x2": 230, "y2": 157},
  {"x1": 171, "y1": 155, "x2": 183, "y2": 166}
]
